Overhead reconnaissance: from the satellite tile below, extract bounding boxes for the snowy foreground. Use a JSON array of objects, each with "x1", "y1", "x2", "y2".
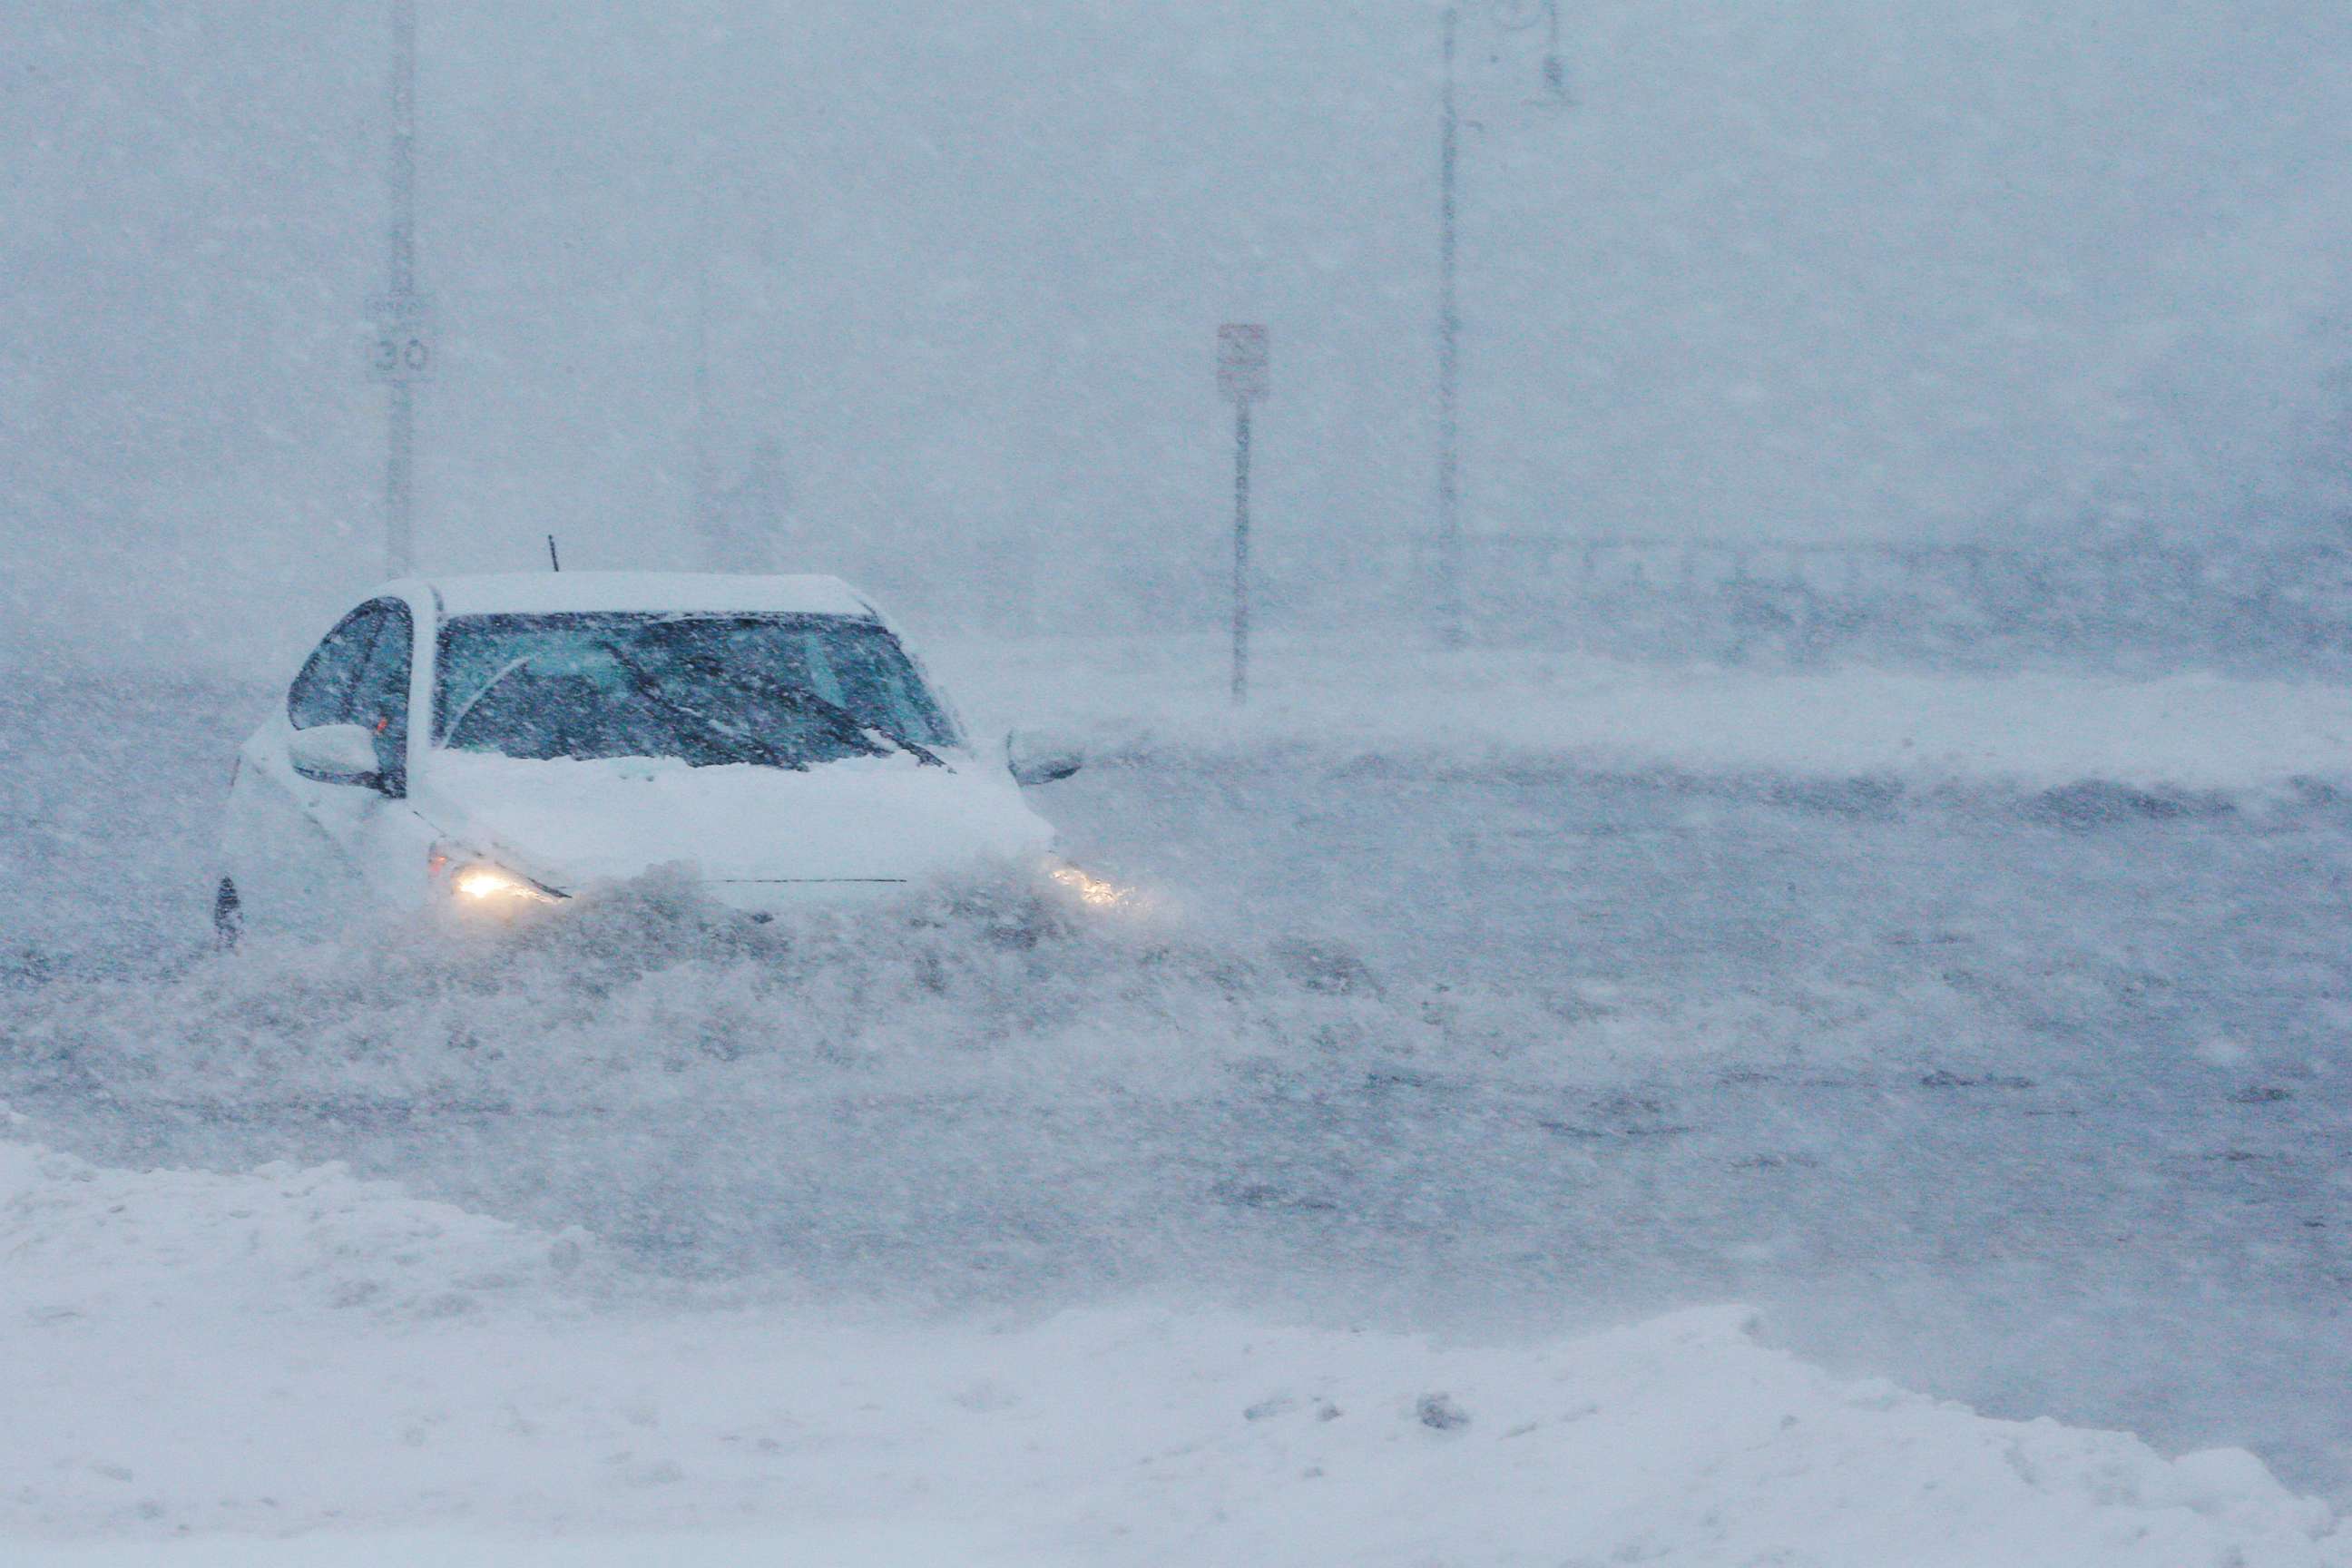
[{"x1": 4, "y1": 1136, "x2": 2345, "y2": 1567}]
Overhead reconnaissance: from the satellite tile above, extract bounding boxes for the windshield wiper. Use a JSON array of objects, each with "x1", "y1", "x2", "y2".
[
  {"x1": 803, "y1": 691, "x2": 949, "y2": 769},
  {"x1": 595, "y1": 641, "x2": 819, "y2": 769},
  {"x1": 680, "y1": 652, "x2": 948, "y2": 769}
]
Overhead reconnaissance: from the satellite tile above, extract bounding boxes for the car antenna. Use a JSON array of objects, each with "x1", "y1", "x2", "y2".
[{"x1": 546, "y1": 534, "x2": 562, "y2": 572}]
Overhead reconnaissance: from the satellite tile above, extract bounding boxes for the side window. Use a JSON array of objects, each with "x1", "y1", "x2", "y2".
[
  {"x1": 288, "y1": 605, "x2": 387, "y2": 730},
  {"x1": 347, "y1": 601, "x2": 415, "y2": 793}
]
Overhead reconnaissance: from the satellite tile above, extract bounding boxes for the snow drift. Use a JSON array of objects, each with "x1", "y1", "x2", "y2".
[{"x1": 3, "y1": 1129, "x2": 2344, "y2": 1565}]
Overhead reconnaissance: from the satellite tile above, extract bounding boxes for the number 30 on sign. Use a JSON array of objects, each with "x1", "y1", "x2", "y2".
[
  {"x1": 368, "y1": 334, "x2": 433, "y2": 384},
  {"x1": 365, "y1": 295, "x2": 436, "y2": 385}
]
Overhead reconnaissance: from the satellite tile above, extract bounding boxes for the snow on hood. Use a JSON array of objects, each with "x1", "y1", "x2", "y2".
[{"x1": 416, "y1": 748, "x2": 1054, "y2": 889}]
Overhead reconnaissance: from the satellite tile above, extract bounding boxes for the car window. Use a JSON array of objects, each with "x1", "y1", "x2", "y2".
[
  {"x1": 346, "y1": 600, "x2": 414, "y2": 793},
  {"x1": 433, "y1": 612, "x2": 959, "y2": 768},
  {"x1": 287, "y1": 604, "x2": 387, "y2": 730}
]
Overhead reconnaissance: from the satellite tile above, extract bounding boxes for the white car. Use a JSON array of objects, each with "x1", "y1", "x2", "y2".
[{"x1": 216, "y1": 572, "x2": 1086, "y2": 940}]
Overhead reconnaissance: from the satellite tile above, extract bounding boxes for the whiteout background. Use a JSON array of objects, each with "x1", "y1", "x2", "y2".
[{"x1": 5, "y1": 2, "x2": 2352, "y2": 664}]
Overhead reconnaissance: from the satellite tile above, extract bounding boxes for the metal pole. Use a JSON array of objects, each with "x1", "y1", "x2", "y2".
[
  {"x1": 387, "y1": 389, "x2": 414, "y2": 579},
  {"x1": 1232, "y1": 401, "x2": 1253, "y2": 705},
  {"x1": 1541, "y1": 0, "x2": 1570, "y2": 105},
  {"x1": 384, "y1": 0, "x2": 417, "y2": 578},
  {"x1": 1436, "y1": 5, "x2": 1465, "y2": 648},
  {"x1": 691, "y1": 189, "x2": 719, "y2": 566}
]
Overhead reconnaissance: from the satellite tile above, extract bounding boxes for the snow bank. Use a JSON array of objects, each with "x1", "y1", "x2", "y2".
[
  {"x1": 934, "y1": 636, "x2": 2352, "y2": 793},
  {"x1": 8, "y1": 1532, "x2": 1029, "y2": 1567},
  {"x1": 0, "y1": 1134, "x2": 597, "y2": 1326},
  {"x1": 2, "y1": 1133, "x2": 2343, "y2": 1565}
]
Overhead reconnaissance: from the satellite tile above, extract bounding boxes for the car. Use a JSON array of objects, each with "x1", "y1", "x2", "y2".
[{"x1": 215, "y1": 572, "x2": 1093, "y2": 941}]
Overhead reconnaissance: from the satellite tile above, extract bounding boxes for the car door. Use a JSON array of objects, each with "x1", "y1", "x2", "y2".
[{"x1": 226, "y1": 599, "x2": 426, "y2": 930}]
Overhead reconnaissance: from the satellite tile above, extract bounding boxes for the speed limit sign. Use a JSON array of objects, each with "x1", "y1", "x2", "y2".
[
  {"x1": 365, "y1": 294, "x2": 436, "y2": 384},
  {"x1": 368, "y1": 333, "x2": 433, "y2": 383}
]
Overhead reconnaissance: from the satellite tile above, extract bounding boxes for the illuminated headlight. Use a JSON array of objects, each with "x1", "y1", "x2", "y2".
[
  {"x1": 447, "y1": 861, "x2": 563, "y2": 907},
  {"x1": 1048, "y1": 862, "x2": 1135, "y2": 911}
]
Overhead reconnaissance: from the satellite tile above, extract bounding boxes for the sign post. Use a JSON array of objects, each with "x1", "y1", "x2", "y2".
[
  {"x1": 1217, "y1": 325, "x2": 1269, "y2": 705},
  {"x1": 368, "y1": 0, "x2": 426, "y2": 580}
]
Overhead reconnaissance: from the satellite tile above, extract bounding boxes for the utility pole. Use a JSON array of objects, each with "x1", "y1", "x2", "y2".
[
  {"x1": 369, "y1": 0, "x2": 431, "y2": 578},
  {"x1": 690, "y1": 189, "x2": 720, "y2": 567},
  {"x1": 1433, "y1": 1, "x2": 1570, "y2": 649},
  {"x1": 1435, "y1": 5, "x2": 1464, "y2": 649},
  {"x1": 1218, "y1": 325, "x2": 1270, "y2": 705}
]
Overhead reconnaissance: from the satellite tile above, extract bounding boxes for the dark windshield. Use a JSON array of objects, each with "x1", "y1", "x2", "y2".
[{"x1": 433, "y1": 612, "x2": 957, "y2": 769}]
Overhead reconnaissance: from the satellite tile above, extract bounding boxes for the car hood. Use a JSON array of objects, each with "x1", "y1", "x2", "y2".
[{"x1": 415, "y1": 749, "x2": 1054, "y2": 890}]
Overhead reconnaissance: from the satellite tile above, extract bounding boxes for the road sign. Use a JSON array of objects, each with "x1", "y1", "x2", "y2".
[
  {"x1": 1218, "y1": 324, "x2": 1269, "y2": 404},
  {"x1": 366, "y1": 294, "x2": 435, "y2": 385}
]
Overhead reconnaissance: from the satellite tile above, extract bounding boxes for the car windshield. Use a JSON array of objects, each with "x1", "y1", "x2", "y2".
[{"x1": 434, "y1": 612, "x2": 957, "y2": 769}]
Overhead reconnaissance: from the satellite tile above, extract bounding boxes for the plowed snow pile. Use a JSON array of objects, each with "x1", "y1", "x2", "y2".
[{"x1": 3, "y1": 1130, "x2": 2343, "y2": 1566}]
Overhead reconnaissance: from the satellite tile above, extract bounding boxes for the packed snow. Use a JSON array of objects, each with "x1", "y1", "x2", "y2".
[{"x1": 4, "y1": 1132, "x2": 2345, "y2": 1565}]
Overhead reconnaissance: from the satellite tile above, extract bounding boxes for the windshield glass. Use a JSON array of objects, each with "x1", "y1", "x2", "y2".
[{"x1": 433, "y1": 612, "x2": 957, "y2": 769}]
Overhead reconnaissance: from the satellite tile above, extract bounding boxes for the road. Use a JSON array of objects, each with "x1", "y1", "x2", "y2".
[{"x1": 2, "y1": 675, "x2": 2347, "y2": 1494}]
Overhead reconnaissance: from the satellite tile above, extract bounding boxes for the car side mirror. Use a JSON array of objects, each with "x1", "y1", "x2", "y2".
[
  {"x1": 1006, "y1": 730, "x2": 1083, "y2": 788},
  {"x1": 289, "y1": 723, "x2": 387, "y2": 790}
]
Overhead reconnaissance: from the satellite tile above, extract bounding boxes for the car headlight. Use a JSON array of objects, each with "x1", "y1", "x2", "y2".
[
  {"x1": 1048, "y1": 861, "x2": 1135, "y2": 910},
  {"x1": 430, "y1": 849, "x2": 564, "y2": 908},
  {"x1": 452, "y1": 863, "x2": 562, "y2": 906}
]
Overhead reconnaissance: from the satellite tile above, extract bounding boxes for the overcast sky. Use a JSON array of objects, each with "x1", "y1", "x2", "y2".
[{"x1": 5, "y1": 1, "x2": 2350, "y2": 669}]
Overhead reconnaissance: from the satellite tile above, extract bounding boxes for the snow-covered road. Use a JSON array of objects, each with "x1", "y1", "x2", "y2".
[{"x1": 3, "y1": 652, "x2": 2348, "y2": 1557}]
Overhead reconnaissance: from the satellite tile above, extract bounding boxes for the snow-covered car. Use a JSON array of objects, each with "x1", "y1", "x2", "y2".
[{"x1": 215, "y1": 572, "x2": 1087, "y2": 939}]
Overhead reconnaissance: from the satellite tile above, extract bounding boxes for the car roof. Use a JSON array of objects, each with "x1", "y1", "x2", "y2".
[{"x1": 414, "y1": 572, "x2": 878, "y2": 620}]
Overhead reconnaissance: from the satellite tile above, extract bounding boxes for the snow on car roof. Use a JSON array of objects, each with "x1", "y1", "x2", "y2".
[{"x1": 423, "y1": 572, "x2": 878, "y2": 620}]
